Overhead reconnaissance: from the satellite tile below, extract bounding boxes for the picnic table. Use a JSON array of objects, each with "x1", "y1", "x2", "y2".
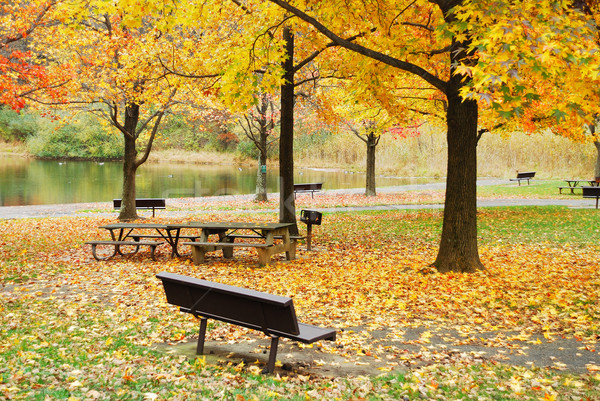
[
  {"x1": 181, "y1": 221, "x2": 297, "y2": 265},
  {"x1": 91, "y1": 223, "x2": 201, "y2": 259},
  {"x1": 558, "y1": 179, "x2": 599, "y2": 194}
]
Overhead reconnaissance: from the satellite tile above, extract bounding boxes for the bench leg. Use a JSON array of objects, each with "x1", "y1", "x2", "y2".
[
  {"x1": 221, "y1": 237, "x2": 234, "y2": 258},
  {"x1": 149, "y1": 244, "x2": 158, "y2": 261},
  {"x1": 116, "y1": 243, "x2": 140, "y2": 257},
  {"x1": 286, "y1": 241, "x2": 297, "y2": 261},
  {"x1": 90, "y1": 243, "x2": 117, "y2": 261},
  {"x1": 266, "y1": 336, "x2": 280, "y2": 374},
  {"x1": 256, "y1": 248, "x2": 271, "y2": 266},
  {"x1": 196, "y1": 318, "x2": 208, "y2": 355},
  {"x1": 191, "y1": 246, "x2": 207, "y2": 264}
]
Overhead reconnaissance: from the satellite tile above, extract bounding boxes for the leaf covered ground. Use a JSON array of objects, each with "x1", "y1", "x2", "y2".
[{"x1": 1, "y1": 192, "x2": 600, "y2": 400}]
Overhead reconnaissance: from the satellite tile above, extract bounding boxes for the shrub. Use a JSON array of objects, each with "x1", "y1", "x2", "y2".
[{"x1": 26, "y1": 114, "x2": 123, "y2": 159}]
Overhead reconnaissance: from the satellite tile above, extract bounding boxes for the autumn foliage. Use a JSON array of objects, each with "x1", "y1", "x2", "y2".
[
  {"x1": 0, "y1": 0, "x2": 68, "y2": 110},
  {"x1": 1, "y1": 192, "x2": 599, "y2": 398}
]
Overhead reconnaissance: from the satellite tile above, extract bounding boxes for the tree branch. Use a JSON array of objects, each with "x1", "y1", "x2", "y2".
[{"x1": 267, "y1": 0, "x2": 448, "y2": 93}]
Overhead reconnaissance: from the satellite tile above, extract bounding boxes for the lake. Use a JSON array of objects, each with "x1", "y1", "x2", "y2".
[{"x1": 0, "y1": 157, "x2": 440, "y2": 206}]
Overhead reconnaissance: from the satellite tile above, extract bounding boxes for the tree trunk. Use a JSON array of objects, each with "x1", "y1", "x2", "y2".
[
  {"x1": 255, "y1": 98, "x2": 269, "y2": 202},
  {"x1": 118, "y1": 104, "x2": 140, "y2": 221},
  {"x1": 432, "y1": 77, "x2": 483, "y2": 273},
  {"x1": 256, "y1": 150, "x2": 268, "y2": 202},
  {"x1": 365, "y1": 132, "x2": 377, "y2": 196},
  {"x1": 594, "y1": 141, "x2": 600, "y2": 181},
  {"x1": 279, "y1": 26, "x2": 298, "y2": 234}
]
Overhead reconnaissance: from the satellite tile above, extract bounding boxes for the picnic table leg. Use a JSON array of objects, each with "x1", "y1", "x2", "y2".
[
  {"x1": 196, "y1": 317, "x2": 208, "y2": 354},
  {"x1": 265, "y1": 336, "x2": 280, "y2": 374}
]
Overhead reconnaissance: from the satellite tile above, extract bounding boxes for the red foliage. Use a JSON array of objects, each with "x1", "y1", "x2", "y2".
[{"x1": 387, "y1": 124, "x2": 422, "y2": 139}]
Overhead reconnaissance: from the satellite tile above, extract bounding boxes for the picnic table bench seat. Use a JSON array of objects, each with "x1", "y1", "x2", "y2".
[
  {"x1": 86, "y1": 240, "x2": 163, "y2": 260},
  {"x1": 510, "y1": 171, "x2": 535, "y2": 186},
  {"x1": 156, "y1": 272, "x2": 336, "y2": 373},
  {"x1": 182, "y1": 241, "x2": 277, "y2": 265},
  {"x1": 221, "y1": 234, "x2": 305, "y2": 241},
  {"x1": 558, "y1": 186, "x2": 583, "y2": 195}
]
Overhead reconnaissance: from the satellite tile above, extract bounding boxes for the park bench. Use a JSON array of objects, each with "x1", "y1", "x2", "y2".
[
  {"x1": 510, "y1": 171, "x2": 535, "y2": 186},
  {"x1": 86, "y1": 240, "x2": 163, "y2": 260},
  {"x1": 155, "y1": 272, "x2": 337, "y2": 373},
  {"x1": 293, "y1": 183, "x2": 323, "y2": 198},
  {"x1": 113, "y1": 198, "x2": 166, "y2": 217},
  {"x1": 582, "y1": 186, "x2": 600, "y2": 208}
]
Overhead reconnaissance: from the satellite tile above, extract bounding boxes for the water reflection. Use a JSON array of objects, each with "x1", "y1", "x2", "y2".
[{"x1": 0, "y1": 157, "x2": 440, "y2": 206}]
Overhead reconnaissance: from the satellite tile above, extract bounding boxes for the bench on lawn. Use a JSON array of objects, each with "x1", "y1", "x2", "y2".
[
  {"x1": 113, "y1": 198, "x2": 166, "y2": 217},
  {"x1": 155, "y1": 272, "x2": 337, "y2": 373},
  {"x1": 86, "y1": 240, "x2": 163, "y2": 260},
  {"x1": 509, "y1": 171, "x2": 535, "y2": 186},
  {"x1": 582, "y1": 186, "x2": 600, "y2": 208},
  {"x1": 293, "y1": 183, "x2": 323, "y2": 198}
]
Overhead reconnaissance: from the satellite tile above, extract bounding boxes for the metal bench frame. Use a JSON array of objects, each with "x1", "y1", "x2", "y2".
[{"x1": 156, "y1": 272, "x2": 336, "y2": 373}]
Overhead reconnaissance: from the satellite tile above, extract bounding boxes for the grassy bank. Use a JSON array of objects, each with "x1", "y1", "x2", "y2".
[{"x1": 1, "y1": 194, "x2": 599, "y2": 400}]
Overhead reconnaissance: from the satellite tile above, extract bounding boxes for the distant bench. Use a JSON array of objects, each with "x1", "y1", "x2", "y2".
[
  {"x1": 113, "y1": 198, "x2": 166, "y2": 217},
  {"x1": 156, "y1": 272, "x2": 337, "y2": 373},
  {"x1": 510, "y1": 171, "x2": 535, "y2": 186},
  {"x1": 583, "y1": 186, "x2": 600, "y2": 209},
  {"x1": 293, "y1": 183, "x2": 323, "y2": 198}
]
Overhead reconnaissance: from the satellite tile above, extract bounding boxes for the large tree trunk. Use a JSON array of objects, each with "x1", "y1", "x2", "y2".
[
  {"x1": 365, "y1": 132, "x2": 377, "y2": 196},
  {"x1": 118, "y1": 104, "x2": 140, "y2": 221},
  {"x1": 432, "y1": 77, "x2": 483, "y2": 273},
  {"x1": 279, "y1": 26, "x2": 297, "y2": 234}
]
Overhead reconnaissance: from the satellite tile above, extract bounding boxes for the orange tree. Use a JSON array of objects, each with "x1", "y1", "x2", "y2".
[
  {"x1": 263, "y1": 0, "x2": 600, "y2": 273},
  {"x1": 27, "y1": 1, "x2": 222, "y2": 220}
]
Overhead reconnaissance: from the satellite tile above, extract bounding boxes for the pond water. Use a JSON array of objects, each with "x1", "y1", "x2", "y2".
[{"x1": 0, "y1": 156, "x2": 441, "y2": 206}]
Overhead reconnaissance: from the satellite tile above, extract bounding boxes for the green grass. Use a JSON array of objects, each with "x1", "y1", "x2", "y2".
[
  {"x1": 477, "y1": 180, "x2": 585, "y2": 197},
  {"x1": 477, "y1": 206, "x2": 600, "y2": 246},
  {"x1": 326, "y1": 206, "x2": 600, "y2": 247}
]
